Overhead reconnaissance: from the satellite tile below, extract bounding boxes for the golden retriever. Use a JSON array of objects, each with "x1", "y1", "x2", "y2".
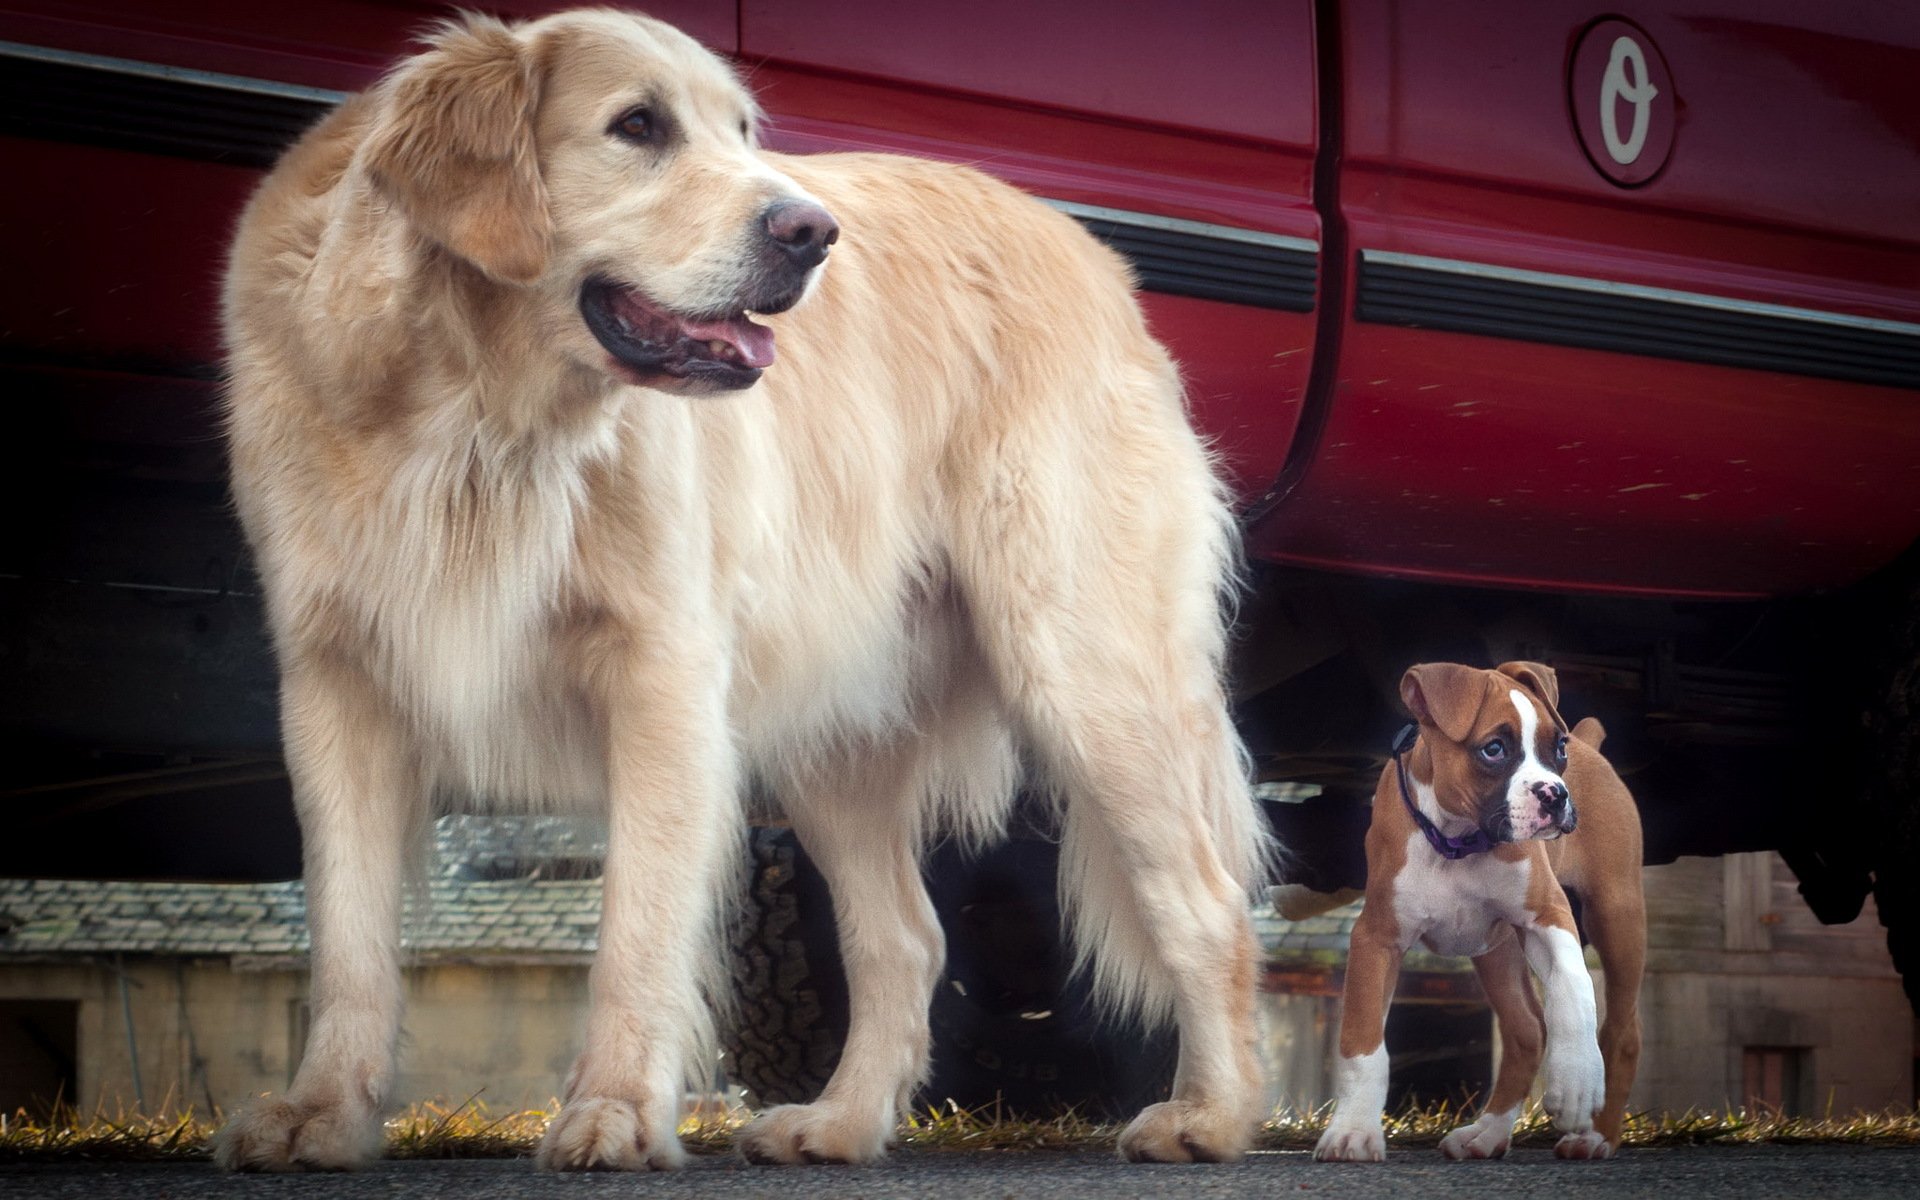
[{"x1": 213, "y1": 6, "x2": 1267, "y2": 1172}]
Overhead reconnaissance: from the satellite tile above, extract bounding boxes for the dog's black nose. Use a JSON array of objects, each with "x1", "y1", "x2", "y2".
[
  {"x1": 1532, "y1": 780, "x2": 1570, "y2": 816},
  {"x1": 764, "y1": 199, "x2": 839, "y2": 271}
]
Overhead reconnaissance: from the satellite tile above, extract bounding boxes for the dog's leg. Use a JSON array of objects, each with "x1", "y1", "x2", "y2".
[
  {"x1": 1577, "y1": 882, "x2": 1645, "y2": 1154},
  {"x1": 1440, "y1": 932, "x2": 1542, "y2": 1160},
  {"x1": 736, "y1": 742, "x2": 944, "y2": 1165},
  {"x1": 1314, "y1": 912, "x2": 1401, "y2": 1162},
  {"x1": 1030, "y1": 690, "x2": 1265, "y2": 1163},
  {"x1": 536, "y1": 668, "x2": 739, "y2": 1172},
  {"x1": 1519, "y1": 913, "x2": 1607, "y2": 1155},
  {"x1": 214, "y1": 663, "x2": 419, "y2": 1171},
  {"x1": 948, "y1": 418, "x2": 1265, "y2": 1161}
]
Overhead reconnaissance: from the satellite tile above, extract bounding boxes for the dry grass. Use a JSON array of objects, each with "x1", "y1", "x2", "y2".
[
  {"x1": 5, "y1": 1098, "x2": 1919, "y2": 1163},
  {"x1": 1255, "y1": 1101, "x2": 1920, "y2": 1151}
]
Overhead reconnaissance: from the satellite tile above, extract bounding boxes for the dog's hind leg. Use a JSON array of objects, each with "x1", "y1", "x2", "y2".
[
  {"x1": 214, "y1": 662, "x2": 422, "y2": 1171},
  {"x1": 736, "y1": 738, "x2": 947, "y2": 1165},
  {"x1": 1440, "y1": 930, "x2": 1543, "y2": 1160},
  {"x1": 1034, "y1": 677, "x2": 1265, "y2": 1162},
  {"x1": 951, "y1": 454, "x2": 1268, "y2": 1160}
]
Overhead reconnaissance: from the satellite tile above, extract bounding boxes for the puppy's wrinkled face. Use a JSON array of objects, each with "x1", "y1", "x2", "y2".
[
  {"x1": 524, "y1": 10, "x2": 835, "y2": 394},
  {"x1": 1459, "y1": 684, "x2": 1573, "y2": 842},
  {"x1": 1401, "y1": 662, "x2": 1575, "y2": 843}
]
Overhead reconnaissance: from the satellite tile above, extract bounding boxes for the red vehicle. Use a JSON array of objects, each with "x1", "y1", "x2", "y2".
[{"x1": 4, "y1": 0, "x2": 1917, "y2": 1107}]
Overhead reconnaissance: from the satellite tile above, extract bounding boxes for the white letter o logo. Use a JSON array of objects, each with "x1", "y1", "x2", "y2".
[{"x1": 1599, "y1": 35, "x2": 1660, "y2": 165}]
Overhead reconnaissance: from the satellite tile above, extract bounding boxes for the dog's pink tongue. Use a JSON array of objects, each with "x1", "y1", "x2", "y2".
[{"x1": 683, "y1": 314, "x2": 776, "y2": 369}]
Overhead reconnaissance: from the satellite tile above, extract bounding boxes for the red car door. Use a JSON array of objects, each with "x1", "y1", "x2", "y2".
[
  {"x1": 736, "y1": 0, "x2": 1323, "y2": 506},
  {"x1": 1255, "y1": 0, "x2": 1920, "y2": 598}
]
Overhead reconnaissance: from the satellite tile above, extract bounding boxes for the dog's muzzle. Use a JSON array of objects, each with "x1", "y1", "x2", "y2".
[
  {"x1": 580, "y1": 279, "x2": 777, "y2": 392},
  {"x1": 1530, "y1": 779, "x2": 1577, "y2": 838},
  {"x1": 580, "y1": 200, "x2": 840, "y2": 394}
]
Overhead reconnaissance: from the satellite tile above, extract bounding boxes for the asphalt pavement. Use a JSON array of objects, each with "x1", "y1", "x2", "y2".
[{"x1": 6, "y1": 1145, "x2": 1920, "y2": 1200}]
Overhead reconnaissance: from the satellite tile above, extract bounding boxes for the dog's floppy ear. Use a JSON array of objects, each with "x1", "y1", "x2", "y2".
[
  {"x1": 1400, "y1": 663, "x2": 1489, "y2": 744},
  {"x1": 362, "y1": 15, "x2": 551, "y2": 284},
  {"x1": 1496, "y1": 660, "x2": 1562, "y2": 714}
]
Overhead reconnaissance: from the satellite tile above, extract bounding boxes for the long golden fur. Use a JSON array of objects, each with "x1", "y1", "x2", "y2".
[{"x1": 213, "y1": 7, "x2": 1268, "y2": 1172}]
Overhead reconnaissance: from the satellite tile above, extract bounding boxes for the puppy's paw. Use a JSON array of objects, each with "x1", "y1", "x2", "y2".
[
  {"x1": 1118, "y1": 1099, "x2": 1255, "y2": 1163},
  {"x1": 737, "y1": 1102, "x2": 892, "y2": 1164},
  {"x1": 1439, "y1": 1113, "x2": 1514, "y2": 1160},
  {"x1": 1554, "y1": 1129, "x2": 1615, "y2": 1160},
  {"x1": 536, "y1": 1096, "x2": 684, "y2": 1171},
  {"x1": 1313, "y1": 1119, "x2": 1386, "y2": 1163},
  {"x1": 213, "y1": 1093, "x2": 383, "y2": 1172},
  {"x1": 1541, "y1": 1044, "x2": 1606, "y2": 1134}
]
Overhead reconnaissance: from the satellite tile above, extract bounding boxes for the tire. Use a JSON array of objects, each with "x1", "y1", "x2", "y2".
[
  {"x1": 722, "y1": 827, "x2": 1177, "y2": 1117},
  {"x1": 919, "y1": 837, "x2": 1176, "y2": 1118},
  {"x1": 1862, "y1": 551, "x2": 1920, "y2": 1012},
  {"x1": 722, "y1": 826, "x2": 846, "y2": 1107}
]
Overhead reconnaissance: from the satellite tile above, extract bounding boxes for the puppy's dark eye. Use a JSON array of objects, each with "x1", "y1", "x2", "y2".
[
  {"x1": 612, "y1": 107, "x2": 655, "y2": 143},
  {"x1": 1555, "y1": 734, "x2": 1570, "y2": 762},
  {"x1": 1478, "y1": 739, "x2": 1508, "y2": 764}
]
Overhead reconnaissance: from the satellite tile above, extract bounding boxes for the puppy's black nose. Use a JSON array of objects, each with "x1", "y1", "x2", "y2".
[
  {"x1": 1532, "y1": 780, "x2": 1570, "y2": 817},
  {"x1": 763, "y1": 199, "x2": 839, "y2": 271}
]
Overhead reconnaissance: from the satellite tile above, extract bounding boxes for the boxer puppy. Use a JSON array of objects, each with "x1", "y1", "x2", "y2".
[{"x1": 1314, "y1": 661, "x2": 1644, "y2": 1162}]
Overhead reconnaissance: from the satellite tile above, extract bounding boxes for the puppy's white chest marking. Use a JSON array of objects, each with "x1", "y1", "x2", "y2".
[{"x1": 1391, "y1": 832, "x2": 1533, "y2": 958}]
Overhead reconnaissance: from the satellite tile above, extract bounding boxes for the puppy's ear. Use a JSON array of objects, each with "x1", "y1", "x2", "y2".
[
  {"x1": 1400, "y1": 663, "x2": 1488, "y2": 744},
  {"x1": 362, "y1": 15, "x2": 551, "y2": 284},
  {"x1": 1496, "y1": 660, "x2": 1562, "y2": 713}
]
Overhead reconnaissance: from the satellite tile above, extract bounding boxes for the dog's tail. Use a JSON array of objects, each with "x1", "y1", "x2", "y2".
[{"x1": 1572, "y1": 715, "x2": 1607, "y2": 749}]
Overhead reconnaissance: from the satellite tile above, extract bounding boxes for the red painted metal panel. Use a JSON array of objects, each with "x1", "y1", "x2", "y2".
[
  {"x1": 1251, "y1": 0, "x2": 1920, "y2": 597},
  {"x1": 738, "y1": 1, "x2": 1321, "y2": 507},
  {"x1": 749, "y1": 68, "x2": 1316, "y2": 240},
  {"x1": 741, "y1": 0, "x2": 1312, "y2": 148},
  {"x1": 1257, "y1": 328, "x2": 1920, "y2": 597},
  {"x1": 1, "y1": 137, "x2": 252, "y2": 372},
  {"x1": 6, "y1": 0, "x2": 1915, "y2": 599},
  {"x1": 0, "y1": 1, "x2": 737, "y2": 90}
]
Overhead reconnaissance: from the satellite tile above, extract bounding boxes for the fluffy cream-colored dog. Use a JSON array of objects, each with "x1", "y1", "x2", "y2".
[{"x1": 214, "y1": 7, "x2": 1266, "y2": 1172}]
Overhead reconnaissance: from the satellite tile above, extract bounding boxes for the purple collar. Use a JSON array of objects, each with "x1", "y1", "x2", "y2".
[{"x1": 1392, "y1": 724, "x2": 1497, "y2": 860}]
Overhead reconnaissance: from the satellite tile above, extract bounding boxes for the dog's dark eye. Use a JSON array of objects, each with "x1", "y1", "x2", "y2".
[
  {"x1": 1478, "y1": 739, "x2": 1508, "y2": 764},
  {"x1": 1555, "y1": 734, "x2": 1570, "y2": 762},
  {"x1": 612, "y1": 107, "x2": 655, "y2": 143}
]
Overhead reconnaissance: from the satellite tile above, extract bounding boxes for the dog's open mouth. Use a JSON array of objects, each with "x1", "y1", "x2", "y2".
[{"x1": 580, "y1": 278, "x2": 774, "y2": 391}]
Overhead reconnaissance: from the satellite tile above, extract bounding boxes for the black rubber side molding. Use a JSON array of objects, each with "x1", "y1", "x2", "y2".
[
  {"x1": 0, "y1": 51, "x2": 328, "y2": 169},
  {"x1": 1357, "y1": 251, "x2": 1920, "y2": 391},
  {"x1": 1070, "y1": 213, "x2": 1318, "y2": 312},
  {"x1": 1, "y1": 44, "x2": 1319, "y2": 313}
]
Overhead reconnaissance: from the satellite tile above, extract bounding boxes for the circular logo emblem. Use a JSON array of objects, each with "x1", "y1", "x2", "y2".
[{"x1": 1569, "y1": 18, "x2": 1675, "y2": 186}]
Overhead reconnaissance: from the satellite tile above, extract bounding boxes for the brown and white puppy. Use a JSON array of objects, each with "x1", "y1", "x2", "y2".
[
  {"x1": 1315, "y1": 662, "x2": 1645, "y2": 1162},
  {"x1": 212, "y1": 6, "x2": 1267, "y2": 1175}
]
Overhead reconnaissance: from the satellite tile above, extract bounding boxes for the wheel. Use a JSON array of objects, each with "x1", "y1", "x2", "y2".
[
  {"x1": 721, "y1": 827, "x2": 1177, "y2": 1116},
  {"x1": 722, "y1": 826, "x2": 846, "y2": 1107},
  {"x1": 919, "y1": 837, "x2": 1176, "y2": 1118},
  {"x1": 1862, "y1": 550, "x2": 1920, "y2": 1012}
]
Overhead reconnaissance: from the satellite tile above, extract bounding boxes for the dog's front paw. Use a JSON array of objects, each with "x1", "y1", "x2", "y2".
[
  {"x1": 1118, "y1": 1099, "x2": 1255, "y2": 1163},
  {"x1": 213, "y1": 1093, "x2": 383, "y2": 1172},
  {"x1": 737, "y1": 1102, "x2": 892, "y2": 1165},
  {"x1": 1439, "y1": 1111, "x2": 1515, "y2": 1160},
  {"x1": 1540, "y1": 1044, "x2": 1606, "y2": 1134},
  {"x1": 1314, "y1": 1118, "x2": 1386, "y2": 1163},
  {"x1": 536, "y1": 1096, "x2": 684, "y2": 1171},
  {"x1": 1554, "y1": 1129, "x2": 1615, "y2": 1160}
]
